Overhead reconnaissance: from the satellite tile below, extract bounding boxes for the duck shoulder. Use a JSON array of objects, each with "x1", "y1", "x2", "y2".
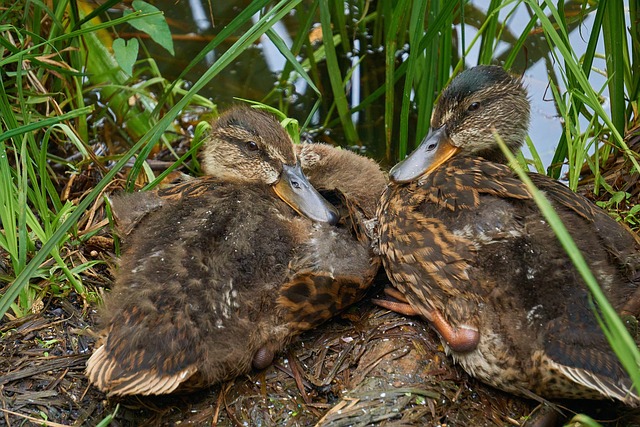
[
  {"x1": 109, "y1": 174, "x2": 212, "y2": 238},
  {"x1": 420, "y1": 157, "x2": 531, "y2": 210}
]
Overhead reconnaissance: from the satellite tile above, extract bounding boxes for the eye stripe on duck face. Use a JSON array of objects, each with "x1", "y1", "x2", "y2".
[
  {"x1": 232, "y1": 127, "x2": 295, "y2": 185},
  {"x1": 222, "y1": 125, "x2": 264, "y2": 155},
  {"x1": 264, "y1": 139, "x2": 290, "y2": 165},
  {"x1": 435, "y1": 85, "x2": 516, "y2": 141},
  {"x1": 223, "y1": 125, "x2": 292, "y2": 165}
]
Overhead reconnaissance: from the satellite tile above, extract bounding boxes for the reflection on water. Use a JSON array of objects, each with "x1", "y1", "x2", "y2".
[{"x1": 143, "y1": 0, "x2": 614, "y2": 171}]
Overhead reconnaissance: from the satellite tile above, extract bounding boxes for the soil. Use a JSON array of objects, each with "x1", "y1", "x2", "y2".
[{"x1": 1, "y1": 273, "x2": 639, "y2": 426}]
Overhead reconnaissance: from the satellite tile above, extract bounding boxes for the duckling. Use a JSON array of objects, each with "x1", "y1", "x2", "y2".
[
  {"x1": 86, "y1": 107, "x2": 386, "y2": 396},
  {"x1": 376, "y1": 65, "x2": 640, "y2": 406}
]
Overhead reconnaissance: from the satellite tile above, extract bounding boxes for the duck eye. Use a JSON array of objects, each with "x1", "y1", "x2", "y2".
[
  {"x1": 468, "y1": 102, "x2": 480, "y2": 112},
  {"x1": 246, "y1": 141, "x2": 259, "y2": 151}
]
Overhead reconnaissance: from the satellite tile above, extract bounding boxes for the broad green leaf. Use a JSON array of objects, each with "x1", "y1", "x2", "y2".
[
  {"x1": 124, "y1": 0, "x2": 174, "y2": 56},
  {"x1": 112, "y1": 37, "x2": 139, "y2": 77}
]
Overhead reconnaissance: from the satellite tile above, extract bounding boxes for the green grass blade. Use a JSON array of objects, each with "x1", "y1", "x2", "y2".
[
  {"x1": 318, "y1": 0, "x2": 358, "y2": 143},
  {"x1": 478, "y1": 0, "x2": 501, "y2": 64},
  {"x1": 630, "y1": 0, "x2": 640, "y2": 105},
  {"x1": 384, "y1": 0, "x2": 410, "y2": 160},
  {"x1": 602, "y1": 0, "x2": 628, "y2": 135},
  {"x1": 526, "y1": 0, "x2": 640, "y2": 177},
  {"x1": 265, "y1": 28, "x2": 320, "y2": 95},
  {"x1": 403, "y1": 0, "x2": 431, "y2": 155},
  {"x1": 0, "y1": 107, "x2": 93, "y2": 143}
]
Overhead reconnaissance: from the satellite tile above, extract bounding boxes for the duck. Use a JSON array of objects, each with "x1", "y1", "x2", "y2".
[
  {"x1": 375, "y1": 65, "x2": 640, "y2": 406},
  {"x1": 86, "y1": 106, "x2": 386, "y2": 396}
]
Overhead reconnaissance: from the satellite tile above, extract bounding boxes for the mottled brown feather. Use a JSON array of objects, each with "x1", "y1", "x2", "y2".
[
  {"x1": 86, "y1": 109, "x2": 386, "y2": 396},
  {"x1": 377, "y1": 65, "x2": 640, "y2": 406}
]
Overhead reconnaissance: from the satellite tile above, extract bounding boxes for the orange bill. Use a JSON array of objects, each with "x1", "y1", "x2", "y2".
[
  {"x1": 274, "y1": 163, "x2": 340, "y2": 225},
  {"x1": 389, "y1": 126, "x2": 459, "y2": 183}
]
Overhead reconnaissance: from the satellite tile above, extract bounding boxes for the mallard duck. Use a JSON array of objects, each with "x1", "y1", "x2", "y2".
[
  {"x1": 86, "y1": 107, "x2": 386, "y2": 396},
  {"x1": 376, "y1": 65, "x2": 640, "y2": 406}
]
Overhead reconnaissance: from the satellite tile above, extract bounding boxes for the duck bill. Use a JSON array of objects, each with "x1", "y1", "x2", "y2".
[
  {"x1": 274, "y1": 163, "x2": 340, "y2": 225},
  {"x1": 389, "y1": 126, "x2": 459, "y2": 183}
]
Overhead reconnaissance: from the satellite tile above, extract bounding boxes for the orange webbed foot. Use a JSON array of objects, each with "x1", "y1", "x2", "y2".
[
  {"x1": 431, "y1": 310, "x2": 479, "y2": 353},
  {"x1": 373, "y1": 287, "x2": 479, "y2": 353},
  {"x1": 372, "y1": 286, "x2": 419, "y2": 316}
]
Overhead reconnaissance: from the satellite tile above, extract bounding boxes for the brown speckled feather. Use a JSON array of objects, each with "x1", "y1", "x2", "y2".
[
  {"x1": 377, "y1": 65, "x2": 640, "y2": 406},
  {"x1": 379, "y1": 157, "x2": 532, "y2": 325},
  {"x1": 279, "y1": 143, "x2": 386, "y2": 331},
  {"x1": 423, "y1": 157, "x2": 531, "y2": 210},
  {"x1": 87, "y1": 114, "x2": 386, "y2": 396}
]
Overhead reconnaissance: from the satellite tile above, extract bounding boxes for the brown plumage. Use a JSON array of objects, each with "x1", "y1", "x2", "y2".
[
  {"x1": 376, "y1": 65, "x2": 640, "y2": 406},
  {"x1": 86, "y1": 107, "x2": 386, "y2": 396}
]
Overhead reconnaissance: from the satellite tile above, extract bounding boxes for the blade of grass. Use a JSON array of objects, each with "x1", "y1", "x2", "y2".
[
  {"x1": 630, "y1": 0, "x2": 640, "y2": 106},
  {"x1": 397, "y1": 0, "x2": 458, "y2": 162},
  {"x1": 478, "y1": 0, "x2": 501, "y2": 64},
  {"x1": 544, "y1": 1, "x2": 607, "y2": 179},
  {"x1": 331, "y1": 0, "x2": 351, "y2": 53},
  {"x1": 318, "y1": 0, "x2": 358, "y2": 143},
  {"x1": 526, "y1": 0, "x2": 640, "y2": 176},
  {"x1": 265, "y1": 27, "x2": 320, "y2": 95},
  {"x1": 384, "y1": 0, "x2": 410, "y2": 160},
  {"x1": 602, "y1": 0, "x2": 627, "y2": 135},
  {"x1": 0, "y1": 107, "x2": 93, "y2": 143}
]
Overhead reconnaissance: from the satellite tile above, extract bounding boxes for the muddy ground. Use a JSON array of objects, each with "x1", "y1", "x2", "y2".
[{"x1": 1, "y1": 272, "x2": 639, "y2": 426}]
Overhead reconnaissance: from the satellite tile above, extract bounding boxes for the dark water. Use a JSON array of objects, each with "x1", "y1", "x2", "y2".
[{"x1": 135, "y1": 1, "x2": 612, "y2": 171}]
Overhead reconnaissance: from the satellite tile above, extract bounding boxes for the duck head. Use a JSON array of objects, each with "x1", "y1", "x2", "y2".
[
  {"x1": 390, "y1": 65, "x2": 531, "y2": 183},
  {"x1": 200, "y1": 107, "x2": 340, "y2": 225}
]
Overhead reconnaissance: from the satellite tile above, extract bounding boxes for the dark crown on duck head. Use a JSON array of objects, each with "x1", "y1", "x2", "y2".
[
  {"x1": 199, "y1": 107, "x2": 296, "y2": 184},
  {"x1": 432, "y1": 65, "x2": 530, "y2": 160},
  {"x1": 389, "y1": 65, "x2": 530, "y2": 183},
  {"x1": 199, "y1": 106, "x2": 340, "y2": 225}
]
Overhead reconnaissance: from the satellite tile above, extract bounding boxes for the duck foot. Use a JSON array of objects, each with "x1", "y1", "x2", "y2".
[
  {"x1": 252, "y1": 347, "x2": 275, "y2": 370},
  {"x1": 372, "y1": 286, "x2": 480, "y2": 352},
  {"x1": 522, "y1": 403, "x2": 563, "y2": 427},
  {"x1": 371, "y1": 286, "x2": 418, "y2": 316}
]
